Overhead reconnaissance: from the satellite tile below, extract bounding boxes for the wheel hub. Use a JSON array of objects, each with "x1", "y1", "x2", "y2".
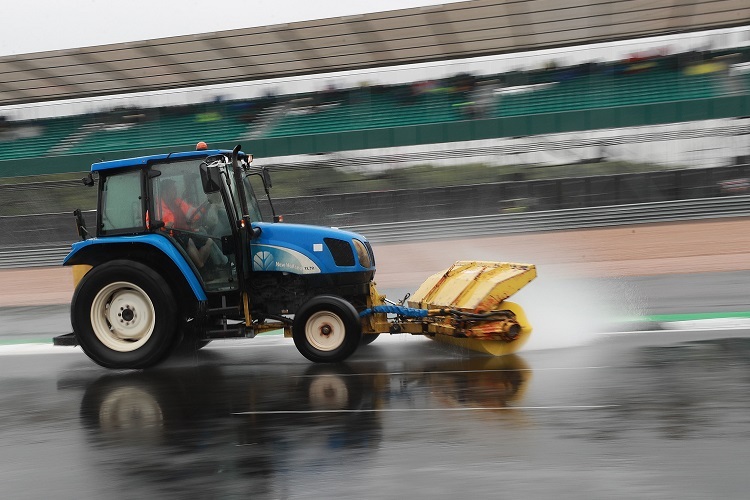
[
  {"x1": 306, "y1": 311, "x2": 345, "y2": 352},
  {"x1": 120, "y1": 307, "x2": 135, "y2": 322},
  {"x1": 108, "y1": 291, "x2": 150, "y2": 339},
  {"x1": 91, "y1": 281, "x2": 156, "y2": 352}
]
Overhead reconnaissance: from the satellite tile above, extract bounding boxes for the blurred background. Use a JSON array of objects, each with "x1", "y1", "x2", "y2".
[{"x1": 0, "y1": 0, "x2": 748, "y2": 258}]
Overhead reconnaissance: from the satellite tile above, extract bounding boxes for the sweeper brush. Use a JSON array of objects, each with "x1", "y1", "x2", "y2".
[{"x1": 361, "y1": 261, "x2": 537, "y2": 355}]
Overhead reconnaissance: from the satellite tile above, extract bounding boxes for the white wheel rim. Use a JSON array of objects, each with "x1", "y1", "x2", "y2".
[
  {"x1": 90, "y1": 281, "x2": 156, "y2": 352},
  {"x1": 305, "y1": 311, "x2": 346, "y2": 352}
]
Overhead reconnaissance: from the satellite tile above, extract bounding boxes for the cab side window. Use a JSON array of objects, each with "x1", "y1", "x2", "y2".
[{"x1": 100, "y1": 171, "x2": 144, "y2": 234}]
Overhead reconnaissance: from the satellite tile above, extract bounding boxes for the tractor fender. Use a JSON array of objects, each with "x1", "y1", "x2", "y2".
[{"x1": 63, "y1": 234, "x2": 207, "y2": 301}]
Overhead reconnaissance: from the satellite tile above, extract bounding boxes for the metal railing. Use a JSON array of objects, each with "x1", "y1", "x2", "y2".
[
  {"x1": 1, "y1": 195, "x2": 748, "y2": 269},
  {"x1": 343, "y1": 195, "x2": 750, "y2": 243},
  {"x1": 0, "y1": 246, "x2": 71, "y2": 269}
]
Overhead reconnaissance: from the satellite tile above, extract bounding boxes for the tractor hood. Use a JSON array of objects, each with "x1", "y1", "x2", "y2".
[{"x1": 249, "y1": 222, "x2": 375, "y2": 275}]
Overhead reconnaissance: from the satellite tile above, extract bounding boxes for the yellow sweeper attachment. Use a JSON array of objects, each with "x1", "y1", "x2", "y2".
[{"x1": 364, "y1": 261, "x2": 537, "y2": 356}]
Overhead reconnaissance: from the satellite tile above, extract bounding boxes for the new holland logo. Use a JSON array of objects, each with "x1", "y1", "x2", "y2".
[{"x1": 253, "y1": 251, "x2": 275, "y2": 271}]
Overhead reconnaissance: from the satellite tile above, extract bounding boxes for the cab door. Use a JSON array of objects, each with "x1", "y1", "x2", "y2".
[{"x1": 150, "y1": 160, "x2": 237, "y2": 292}]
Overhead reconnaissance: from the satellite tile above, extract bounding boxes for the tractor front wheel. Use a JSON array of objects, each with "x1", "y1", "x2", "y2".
[{"x1": 293, "y1": 295, "x2": 362, "y2": 363}]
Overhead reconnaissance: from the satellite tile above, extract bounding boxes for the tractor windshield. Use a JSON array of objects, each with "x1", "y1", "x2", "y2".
[
  {"x1": 241, "y1": 174, "x2": 264, "y2": 223},
  {"x1": 225, "y1": 167, "x2": 263, "y2": 223},
  {"x1": 244, "y1": 177, "x2": 263, "y2": 222}
]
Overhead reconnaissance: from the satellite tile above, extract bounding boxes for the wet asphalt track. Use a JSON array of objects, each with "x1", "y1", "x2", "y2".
[{"x1": 1, "y1": 272, "x2": 750, "y2": 499}]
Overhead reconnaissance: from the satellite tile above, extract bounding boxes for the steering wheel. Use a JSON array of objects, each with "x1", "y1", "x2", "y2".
[{"x1": 188, "y1": 201, "x2": 212, "y2": 226}]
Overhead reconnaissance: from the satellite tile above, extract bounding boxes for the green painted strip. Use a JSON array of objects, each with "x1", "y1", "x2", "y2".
[
  {"x1": 3, "y1": 313, "x2": 749, "y2": 348},
  {"x1": 0, "y1": 331, "x2": 286, "y2": 347},
  {"x1": 645, "y1": 311, "x2": 750, "y2": 322},
  {"x1": 0, "y1": 338, "x2": 54, "y2": 346}
]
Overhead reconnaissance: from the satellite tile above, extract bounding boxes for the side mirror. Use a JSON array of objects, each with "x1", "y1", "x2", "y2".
[
  {"x1": 200, "y1": 163, "x2": 222, "y2": 193},
  {"x1": 262, "y1": 167, "x2": 272, "y2": 189}
]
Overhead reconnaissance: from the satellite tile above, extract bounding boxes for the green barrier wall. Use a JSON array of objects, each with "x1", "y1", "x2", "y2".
[{"x1": 1, "y1": 94, "x2": 748, "y2": 178}]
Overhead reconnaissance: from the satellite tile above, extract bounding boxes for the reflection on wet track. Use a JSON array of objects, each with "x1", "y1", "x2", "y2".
[
  {"x1": 3, "y1": 332, "x2": 750, "y2": 499},
  {"x1": 53, "y1": 341, "x2": 535, "y2": 499}
]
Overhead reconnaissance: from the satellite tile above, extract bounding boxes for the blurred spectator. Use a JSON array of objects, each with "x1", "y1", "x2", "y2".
[
  {"x1": 684, "y1": 59, "x2": 727, "y2": 75},
  {"x1": 196, "y1": 111, "x2": 222, "y2": 122},
  {"x1": 466, "y1": 81, "x2": 497, "y2": 119},
  {"x1": 446, "y1": 72, "x2": 477, "y2": 94},
  {"x1": 0, "y1": 115, "x2": 9, "y2": 141}
]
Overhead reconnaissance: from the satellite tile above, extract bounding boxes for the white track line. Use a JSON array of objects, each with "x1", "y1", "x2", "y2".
[
  {"x1": 0, "y1": 344, "x2": 80, "y2": 355},
  {"x1": 660, "y1": 318, "x2": 750, "y2": 330},
  {"x1": 233, "y1": 405, "x2": 619, "y2": 415}
]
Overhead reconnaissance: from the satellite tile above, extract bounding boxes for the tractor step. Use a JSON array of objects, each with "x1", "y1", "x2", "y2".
[
  {"x1": 204, "y1": 324, "x2": 255, "y2": 339},
  {"x1": 206, "y1": 306, "x2": 240, "y2": 316},
  {"x1": 53, "y1": 333, "x2": 78, "y2": 346}
]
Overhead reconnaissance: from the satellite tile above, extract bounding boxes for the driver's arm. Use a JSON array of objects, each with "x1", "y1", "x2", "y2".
[{"x1": 180, "y1": 199, "x2": 204, "y2": 222}]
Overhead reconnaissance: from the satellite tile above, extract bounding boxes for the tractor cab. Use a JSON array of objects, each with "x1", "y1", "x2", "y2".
[{"x1": 86, "y1": 146, "x2": 264, "y2": 293}]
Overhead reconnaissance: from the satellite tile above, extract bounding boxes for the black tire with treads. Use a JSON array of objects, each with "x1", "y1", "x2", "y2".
[
  {"x1": 71, "y1": 260, "x2": 177, "y2": 369},
  {"x1": 292, "y1": 295, "x2": 362, "y2": 363}
]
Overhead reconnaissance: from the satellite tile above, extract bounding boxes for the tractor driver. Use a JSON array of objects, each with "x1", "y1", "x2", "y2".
[{"x1": 159, "y1": 179, "x2": 228, "y2": 269}]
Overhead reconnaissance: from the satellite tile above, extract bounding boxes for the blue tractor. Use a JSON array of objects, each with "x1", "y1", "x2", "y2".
[{"x1": 56, "y1": 144, "x2": 536, "y2": 369}]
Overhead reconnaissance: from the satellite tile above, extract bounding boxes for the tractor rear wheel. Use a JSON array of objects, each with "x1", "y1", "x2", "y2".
[
  {"x1": 71, "y1": 260, "x2": 178, "y2": 369},
  {"x1": 292, "y1": 295, "x2": 362, "y2": 363}
]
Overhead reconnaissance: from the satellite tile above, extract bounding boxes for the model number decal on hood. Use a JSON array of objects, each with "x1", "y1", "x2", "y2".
[{"x1": 251, "y1": 245, "x2": 321, "y2": 274}]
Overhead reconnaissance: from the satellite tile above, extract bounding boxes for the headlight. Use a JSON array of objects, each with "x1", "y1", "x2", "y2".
[{"x1": 352, "y1": 239, "x2": 371, "y2": 268}]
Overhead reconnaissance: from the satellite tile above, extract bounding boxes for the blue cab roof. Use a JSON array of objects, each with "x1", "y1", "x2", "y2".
[{"x1": 91, "y1": 149, "x2": 247, "y2": 172}]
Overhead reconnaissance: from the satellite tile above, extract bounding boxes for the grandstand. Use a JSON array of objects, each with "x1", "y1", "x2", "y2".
[
  {"x1": 0, "y1": 0, "x2": 748, "y2": 232},
  {"x1": 0, "y1": 46, "x2": 748, "y2": 172},
  {"x1": 0, "y1": 1, "x2": 747, "y2": 171}
]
